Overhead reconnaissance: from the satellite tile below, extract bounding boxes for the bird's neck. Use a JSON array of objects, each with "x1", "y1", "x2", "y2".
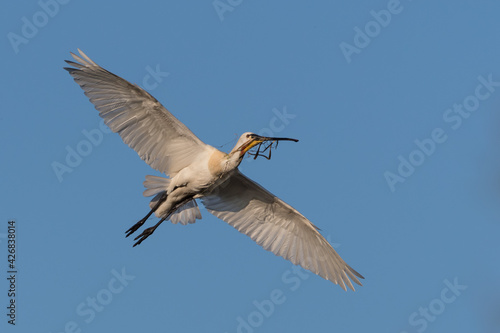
[
  {"x1": 208, "y1": 149, "x2": 242, "y2": 177},
  {"x1": 225, "y1": 151, "x2": 244, "y2": 171}
]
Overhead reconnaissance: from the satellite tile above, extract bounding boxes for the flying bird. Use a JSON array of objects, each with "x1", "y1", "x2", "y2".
[{"x1": 64, "y1": 49, "x2": 364, "y2": 291}]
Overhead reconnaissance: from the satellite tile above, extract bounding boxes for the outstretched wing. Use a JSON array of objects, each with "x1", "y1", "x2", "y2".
[
  {"x1": 202, "y1": 171, "x2": 364, "y2": 291},
  {"x1": 64, "y1": 49, "x2": 207, "y2": 176}
]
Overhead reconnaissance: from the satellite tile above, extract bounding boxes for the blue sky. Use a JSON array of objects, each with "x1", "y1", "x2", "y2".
[{"x1": 1, "y1": 1, "x2": 500, "y2": 332}]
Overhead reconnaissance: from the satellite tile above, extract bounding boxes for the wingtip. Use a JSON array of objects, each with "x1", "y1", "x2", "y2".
[{"x1": 76, "y1": 48, "x2": 98, "y2": 66}]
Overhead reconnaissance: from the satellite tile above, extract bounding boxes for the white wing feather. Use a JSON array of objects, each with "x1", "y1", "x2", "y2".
[
  {"x1": 202, "y1": 171, "x2": 364, "y2": 291},
  {"x1": 65, "y1": 49, "x2": 207, "y2": 177}
]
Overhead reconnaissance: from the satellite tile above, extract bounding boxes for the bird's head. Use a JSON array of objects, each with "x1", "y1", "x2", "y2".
[{"x1": 230, "y1": 132, "x2": 299, "y2": 159}]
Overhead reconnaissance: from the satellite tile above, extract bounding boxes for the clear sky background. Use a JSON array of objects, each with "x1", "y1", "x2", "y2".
[{"x1": 1, "y1": 1, "x2": 500, "y2": 332}]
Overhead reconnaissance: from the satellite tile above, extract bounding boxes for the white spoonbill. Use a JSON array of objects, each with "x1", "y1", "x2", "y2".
[{"x1": 64, "y1": 49, "x2": 364, "y2": 291}]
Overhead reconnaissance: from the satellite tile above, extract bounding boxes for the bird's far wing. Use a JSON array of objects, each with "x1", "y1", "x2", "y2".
[
  {"x1": 64, "y1": 49, "x2": 207, "y2": 176},
  {"x1": 202, "y1": 171, "x2": 364, "y2": 291}
]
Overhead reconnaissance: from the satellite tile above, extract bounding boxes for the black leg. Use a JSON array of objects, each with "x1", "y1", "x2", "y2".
[
  {"x1": 133, "y1": 216, "x2": 168, "y2": 247},
  {"x1": 125, "y1": 192, "x2": 167, "y2": 238}
]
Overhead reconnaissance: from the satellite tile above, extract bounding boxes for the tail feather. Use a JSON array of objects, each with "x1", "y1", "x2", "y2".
[{"x1": 143, "y1": 175, "x2": 170, "y2": 197}]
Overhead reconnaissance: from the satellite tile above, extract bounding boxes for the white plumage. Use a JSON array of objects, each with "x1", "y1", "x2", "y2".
[{"x1": 65, "y1": 49, "x2": 364, "y2": 291}]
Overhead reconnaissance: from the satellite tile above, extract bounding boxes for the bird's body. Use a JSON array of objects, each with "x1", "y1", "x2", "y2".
[
  {"x1": 148, "y1": 146, "x2": 233, "y2": 220},
  {"x1": 65, "y1": 49, "x2": 364, "y2": 291}
]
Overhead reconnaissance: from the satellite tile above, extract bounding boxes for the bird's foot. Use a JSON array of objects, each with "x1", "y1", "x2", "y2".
[
  {"x1": 125, "y1": 216, "x2": 148, "y2": 238},
  {"x1": 132, "y1": 225, "x2": 158, "y2": 247}
]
